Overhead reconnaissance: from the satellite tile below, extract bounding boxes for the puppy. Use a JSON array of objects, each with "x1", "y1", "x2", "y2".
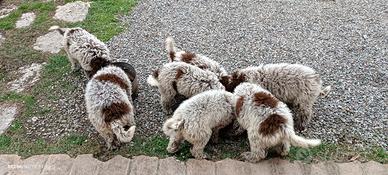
[
  {"x1": 147, "y1": 62, "x2": 225, "y2": 114},
  {"x1": 224, "y1": 63, "x2": 331, "y2": 131},
  {"x1": 163, "y1": 90, "x2": 237, "y2": 159},
  {"x1": 165, "y1": 37, "x2": 228, "y2": 79},
  {"x1": 234, "y1": 83, "x2": 321, "y2": 162},
  {"x1": 49, "y1": 26, "x2": 113, "y2": 77},
  {"x1": 85, "y1": 65, "x2": 136, "y2": 149}
]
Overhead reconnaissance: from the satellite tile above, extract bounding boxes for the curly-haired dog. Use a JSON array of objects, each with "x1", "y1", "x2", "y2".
[
  {"x1": 163, "y1": 90, "x2": 237, "y2": 159},
  {"x1": 85, "y1": 65, "x2": 136, "y2": 149},
  {"x1": 147, "y1": 62, "x2": 225, "y2": 114},
  {"x1": 165, "y1": 37, "x2": 228, "y2": 79},
  {"x1": 223, "y1": 63, "x2": 331, "y2": 131},
  {"x1": 49, "y1": 26, "x2": 113, "y2": 78},
  {"x1": 234, "y1": 83, "x2": 321, "y2": 162}
]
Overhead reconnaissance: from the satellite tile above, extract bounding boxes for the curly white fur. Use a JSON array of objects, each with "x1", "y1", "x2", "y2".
[
  {"x1": 147, "y1": 62, "x2": 225, "y2": 114},
  {"x1": 165, "y1": 37, "x2": 228, "y2": 79},
  {"x1": 85, "y1": 65, "x2": 136, "y2": 149},
  {"x1": 50, "y1": 26, "x2": 113, "y2": 77},
  {"x1": 234, "y1": 83, "x2": 321, "y2": 162},
  {"x1": 227, "y1": 63, "x2": 331, "y2": 130},
  {"x1": 163, "y1": 90, "x2": 237, "y2": 159}
]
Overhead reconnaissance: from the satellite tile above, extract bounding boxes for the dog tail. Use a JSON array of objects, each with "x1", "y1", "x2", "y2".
[
  {"x1": 147, "y1": 69, "x2": 160, "y2": 86},
  {"x1": 286, "y1": 127, "x2": 321, "y2": 148},
  {"x1": 111, "y1": 122, "x2": 136, "y2": 143},
  {"x1": 320, "y1": 85, "x2": 331, "y2": 97},
  {"x1": 166, "y1": 36, "x2": 177, "y2": 62},
  {"x1": 49, "y1": 25, "x2": 66, "y2": 35}
]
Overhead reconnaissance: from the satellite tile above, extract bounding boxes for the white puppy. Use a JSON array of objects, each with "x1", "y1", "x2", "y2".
[{"x1": 163, "y1": 90, "x2": 237, "y2": 159}]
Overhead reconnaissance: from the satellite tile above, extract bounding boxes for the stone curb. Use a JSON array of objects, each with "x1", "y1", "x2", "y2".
[{"x1": 0, "y1": 155, "x2": 387, "y2": 175}]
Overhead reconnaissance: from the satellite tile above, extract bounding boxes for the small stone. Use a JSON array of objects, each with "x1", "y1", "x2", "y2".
[
  {"x1": 0, "y1": 103, "x2": 19, "y2": 134},
  {"x1": 16, "y1": 12, "x2": 36, "y2": 28},
  {"x1": 54, "y1": 1, "x2": 90, "y2": 22},
  {"x1": 33, "y1": 31, "x2": 64, "y2": 53},
  {"x1": 31, "y1": 117, "x2": 38, "y2": 122},
  {"x1": 7, "y1": 63, "x2": 46, "y2": 92},
  {"x1": 0, "y1": 5, "x2": 17, "y2": 19}
]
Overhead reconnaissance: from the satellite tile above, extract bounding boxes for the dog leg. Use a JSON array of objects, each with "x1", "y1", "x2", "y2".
[
  {"x1": 190, "y1": 134, "x2": 211, "y2": 159},
  {"x1": 274, "y1": 141, "x2": 290, "y2": 156},
  {"x1": 161, "y1": 95, "x2": 174, "y2": 115},
  {"x1": 241, "y1": 130, "x2": 267, "y2": 162},
  {"x1": 294, "y1": 103, "x2": 313, "y2": 131}
]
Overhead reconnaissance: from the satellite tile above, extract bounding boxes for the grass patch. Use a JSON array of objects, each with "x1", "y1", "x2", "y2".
[
  {"x1": 71, "y1": 0, "x2": 137, "y2": 41},
  {"x1": 0, "y1": 1, "x2": 56, "y2": 30}
]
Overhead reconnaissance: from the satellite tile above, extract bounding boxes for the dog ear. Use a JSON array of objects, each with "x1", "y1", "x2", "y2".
[
  {"x1": 173, "y1": 119, "x2": 185, "y2": 131},
  {"x1": 253, "y1": 92, "x2": 278, "y2": 108}
]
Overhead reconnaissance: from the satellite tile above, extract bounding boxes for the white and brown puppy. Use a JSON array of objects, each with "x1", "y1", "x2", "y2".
[
  {"x1": 49, "y1": 26, "x2": 113, "y2": 78},
  {"x1": 147, "y1": 62, "x2": 225, "y2": 114},
  {"x1": 163, "y1": 90, "x2": 237, "y2": 159},
  {"x1": 234, "y1": 83, "x2": 321, "y2": 162},
  {"x1": 224, "y1": 63, "x2": 331, "y2": 131},
  {"x1": 85, "y1": 65, "x2": 136, "y2": 150},
  {"x1": 165, "y1": 37, "x2": 228, "y2": 79}
]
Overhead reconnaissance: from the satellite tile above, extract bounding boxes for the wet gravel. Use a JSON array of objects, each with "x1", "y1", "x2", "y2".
[
  {"x1": 23, "y1": 0, "x2": 387, "y2": 149},
  {"x1": 106, "y1": 0, "x2": 387, "y2": 148}
]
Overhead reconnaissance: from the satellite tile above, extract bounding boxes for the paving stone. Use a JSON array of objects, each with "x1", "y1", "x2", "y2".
[
  {"x1": 324, "y1": 161, "x2": 340, "y2": 175},
  {"x1": 249, "y1": 160, "x2": 272, "y2": 175},
  {"x1": 8, "y1": 155, "x2": 48, "y2": 175},
  {"x1": 16, "y1": 12, "x2": 36, "y2": 28},
  {"x1": 186, "y1": 159, "x2": 216, "y2": 175},
  {"x1": 33, "y1": 31, "x2": 64, "y2": 53},
  {"x1": 41, "y1": 154, "x2": 74, "y2": 175},
  {"x1": 69, "y1": 154, "x2": 102, "y2": 175},
  {"x1": 7, "y1": 63, "x2": 46, "y2": 92},
  {"x1": 158, "y1": 157, "x2": 186, "y2": 175},
  {"x1": 310, "y1": 162, "x2": 329, "y2": 175},
  {"x1": 361, "y1": 161, "x2": 388, "y2": 175},
  {"x1": 337, "y1": 162, "x2": 363, "y2": 175},
  {"x1": 129, "y1": 156, "x2": 159, "y2": 175},
  {"x1": 98, "y1": 155, "x2": 130, "y2": 175},
  {"x1": 0, "y1": 5, "x2": 17, "y2": 19},
  {"x1": 0, "y1": 103, "x2": 19, "y2": 134},
  {"x1": 271, "y1": 158, "x2": 304, "y2": 175},
  {"x1": 215, "y1": 159, "x2": 251, "y2": 175},
  {"x1": 54, "y1": 1, "x2": 90, "y2": 22},
  {"x1": 0, "y1": 155, "x2": 21, "y2": 175}
]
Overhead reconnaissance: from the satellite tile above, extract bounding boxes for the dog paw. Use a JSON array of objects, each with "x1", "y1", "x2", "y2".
[{"x1": 240, "y1": 152, "x2": 260, "y2": 163}]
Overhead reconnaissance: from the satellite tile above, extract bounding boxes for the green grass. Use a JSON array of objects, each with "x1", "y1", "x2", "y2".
[
  {"x1": 71, "y1": 0, "x2": 137, "y2": 41},
  {"x1": 0, "y1": 1, "x2": 56, "y2": 30}
]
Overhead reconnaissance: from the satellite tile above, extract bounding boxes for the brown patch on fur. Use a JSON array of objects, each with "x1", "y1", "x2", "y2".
[
  {"x1": 219, "y1": 75, "x2": 230, "y2": 90},
  {"x1": 253, "y1": 92, "x2": 278, "y2": 108},
  {"x1": 197, "y1": 65, "x2": 208, "y2": 69},
  {"x1": 102, "y1": 102, "x2": 130, "y2": 123},
  {"x1": 175, "y1": 68, "x2": 184, "y2": 79},
  {"x1": 224, "y1": 72, "x2": 246, "y2": 92},
  {"x1": 88, "y1": 57, "x2": 111, "y2": 78},
  {"x1": 259, "y1": 114, "x2": 286, "y2": 136},
  {"x1": 169, "y1": 51, "x2": 175, "y2": 61},
  {"x1": 153, "y1": 69, "x2": 159, "y2": 78},
  {"x1": 235, "y1": 96, "x2": 244, "y2": 117},
  {"x1": 180, "y1": 52, "x2": 196, "y2": 62},
  {"x1": 172, "y1": 81, "x2": 178, "y2": 92},
  {"x1": 95, "y1": 73, "x2": 129, "y2": 91}
]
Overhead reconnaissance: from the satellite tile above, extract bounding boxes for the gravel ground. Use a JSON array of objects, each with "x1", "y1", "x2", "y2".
[
  {"x1": 105, "y1": 0, "x2": 387, "y2": 148},
  {"x1": 20, "y1": 0, "x2": 387, "y2": 149}
]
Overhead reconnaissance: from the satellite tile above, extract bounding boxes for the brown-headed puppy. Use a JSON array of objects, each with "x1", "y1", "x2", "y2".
[
  {"x1": 165, "y1": 37, "x2": 228, "y2": 79},
  {"x1": 147, "y1": 62, "x2": 225, "y2": 114}
]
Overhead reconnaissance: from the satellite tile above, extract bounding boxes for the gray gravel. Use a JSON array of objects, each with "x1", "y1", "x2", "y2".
[{"x1": 106, "y1": 0, "x2": 387, "y2": 148}]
